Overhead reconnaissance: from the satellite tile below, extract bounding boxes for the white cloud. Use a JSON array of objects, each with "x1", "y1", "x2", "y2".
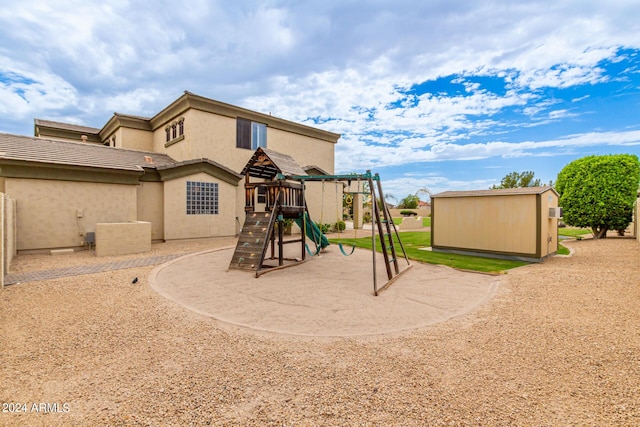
[
  {"x1": 0, "y1": 0, "x2": 639, "y2": 190},
  {"x1": 334, "y1": 130, "x2": 640, "y2": 172},
  {"x1": 0, "y1": 59, "x2": 78, "y2": 120}
]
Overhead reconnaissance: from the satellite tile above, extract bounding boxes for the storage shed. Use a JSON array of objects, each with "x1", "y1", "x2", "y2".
[{"x1": 431, "y1": 186, "x2": 560, "y2": 262}]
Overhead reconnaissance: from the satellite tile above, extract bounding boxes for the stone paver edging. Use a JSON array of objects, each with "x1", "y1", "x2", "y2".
[{"x1": 4, "y1": 253, "x2": 187, "y2": 285}]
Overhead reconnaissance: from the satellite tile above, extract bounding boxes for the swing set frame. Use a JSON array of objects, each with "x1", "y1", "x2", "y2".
[{"x1": 278, "y1": 170, "x2": 413, "y2": 296}]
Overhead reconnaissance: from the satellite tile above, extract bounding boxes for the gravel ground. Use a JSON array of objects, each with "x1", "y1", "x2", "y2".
[{"x1": 1, "y1": 236, "x2": 639, "y2": 426}]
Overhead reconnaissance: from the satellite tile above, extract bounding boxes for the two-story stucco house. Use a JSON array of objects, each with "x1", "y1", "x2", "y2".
[{"x1": 0, "y1": 91, "x2": 340, "y2": 253}]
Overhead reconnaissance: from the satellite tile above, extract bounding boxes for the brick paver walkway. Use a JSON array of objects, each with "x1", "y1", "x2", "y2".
[{"x1": 4, "y1": 253, "x2": 187, "y2": 285}]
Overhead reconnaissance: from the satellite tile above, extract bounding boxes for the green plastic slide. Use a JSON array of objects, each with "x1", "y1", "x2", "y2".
[{"x1": 294, "y1": 213, "x2": 330, "y2": 250}]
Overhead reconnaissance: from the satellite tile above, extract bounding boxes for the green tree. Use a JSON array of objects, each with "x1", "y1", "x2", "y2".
[
  {"x1": 491, "y1": 171, "x2": 541, "y2": 189},
  {"x1": 555, "y1": 154, "x2": 640, "y2": 239},
  {"x1": 397, "y1": 194, "x2": 419, "y2": 209}
]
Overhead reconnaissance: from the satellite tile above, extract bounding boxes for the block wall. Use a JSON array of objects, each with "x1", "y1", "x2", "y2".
[{"x1": 95, "y1": 221, "x2": 151, "y2": 257}]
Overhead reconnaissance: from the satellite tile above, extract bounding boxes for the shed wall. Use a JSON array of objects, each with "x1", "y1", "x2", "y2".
[
  {"x1": 433, "y1": 194, "x2": 538, "y2": 255},
  {"x1": 539, "y1": 191, "x2": 559, "y2": 257}
]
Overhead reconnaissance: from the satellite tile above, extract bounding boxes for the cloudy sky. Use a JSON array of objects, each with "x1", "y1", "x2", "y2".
[{"x1": 1, "y1": 1, "x2": 639, "y2": 199}]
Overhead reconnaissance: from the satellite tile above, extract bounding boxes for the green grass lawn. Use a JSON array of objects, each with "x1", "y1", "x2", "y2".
[
  {"x1": 556, "y1": 227, "x2": 591, "y2": 255},
  {"x1": 330, "y1": 231, "x2": 527, "y2": 274},
  {"x1": 557, "y1": 242, "x2": 570, "y2": 255},
  {"x1": 558, "y1": 227, "x2": 592, "y2": 238},
  {"x1": 392, "y1": 217, "x2": 431, "y2": 227}
]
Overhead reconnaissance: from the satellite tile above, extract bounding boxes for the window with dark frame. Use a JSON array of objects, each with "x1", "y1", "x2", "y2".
[
  {"x1": 257, "y1": 186, "x2": 266, "y2": 204},
  {"x1": 186, "y1": 181, "x2": 218, "y2": 215},
  {"x1": 236, "y1": 117, "x2": 267, "y2": 149}
]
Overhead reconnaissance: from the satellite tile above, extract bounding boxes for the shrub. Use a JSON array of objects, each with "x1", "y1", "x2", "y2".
[
  {"x1": 400, "y1": 210, "x2": 418, "y2": 216},
  {"x1": 334, "y1": 220, "x2": 346, "y2": 232},
  {"x1": 315, "y1": 222, "x2": 331, "y2": 233}
]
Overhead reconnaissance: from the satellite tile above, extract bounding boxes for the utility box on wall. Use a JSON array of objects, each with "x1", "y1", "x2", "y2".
[{"x1": 431, "y1": 186, "x2": 560, "y2": 262}]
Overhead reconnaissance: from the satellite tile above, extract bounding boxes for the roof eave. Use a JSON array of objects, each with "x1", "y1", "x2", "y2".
[
  {"x1": 99, "y1": 113, "x2": 153, "y2": 141},
  {"x1": 0, "y1": 159, "x2": 144, "y2": 185}
]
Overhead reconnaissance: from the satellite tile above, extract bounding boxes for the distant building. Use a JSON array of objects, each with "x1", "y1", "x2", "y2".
[{"x1": 417, "y1": 200, "x2": 431, "y2": 209}]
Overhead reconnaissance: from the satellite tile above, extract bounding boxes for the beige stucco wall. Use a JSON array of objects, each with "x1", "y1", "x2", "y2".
[
  {"x1": 432, "y1": 194, "x2": 538, "y2": 255},
  {"x1": 95, "y1": 221, "x2": 151, "y2": 257},
  {"x1": 181, "y1": 110, "x2": 244, "y2": 168},
  {"x1": 137, "y1": 182, "x2": 164, "y2": 240},
  {"x1": 268, "y1": 128, "x2": 335, "y2": 175},
  {"x1": 163, "y1": 172, "x2": 239, "y2": 240},
  {"x1": 5, "y1": 178, "x2": 137, "y2": 251},
  {"x1": 305, "y1": 181, "x2": 342, "y2": 227},
  {"x1": 119, "y1": 128, "x2": 154, "y2": 152},
  {"x1": 155, "y1": 110, "x2": 197, "y2": 162}
]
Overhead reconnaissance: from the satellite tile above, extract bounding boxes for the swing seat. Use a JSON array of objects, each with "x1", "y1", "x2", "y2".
[
  {"x1": 338, "y1": 242, "x2": 356, "y2": 256},
  {"x1": 305, "y1": 242, "x2": 322, "y2": 256}
]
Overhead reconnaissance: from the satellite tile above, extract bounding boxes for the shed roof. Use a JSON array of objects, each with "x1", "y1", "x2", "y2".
[
  {"x1": 0, "y1": 132, "x2": 175, "y2": 172},
  {"x1": 432, "y1": 186, "x2": 558, "y2": 198},
  {"x1": 240, "y1": 148, "x2": 308, "y2": 179}
]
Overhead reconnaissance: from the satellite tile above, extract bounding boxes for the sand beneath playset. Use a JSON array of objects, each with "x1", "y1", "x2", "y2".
[{"x1": 150, "y1": 244, "x2": 499, "y2": 337}]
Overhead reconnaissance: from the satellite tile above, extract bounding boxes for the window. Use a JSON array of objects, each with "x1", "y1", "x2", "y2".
[
  {"x1": 165, "y1": 118, "x2": 185, "y2": 144},
  {"x1": 257, "y1": 186, "x2": 266, "y2": 204},
  {"x1": 186, "y1": 181, "x2": 218, "y2": 215},
  {"x1": 237, "y1": 117, "x2": 267, "y2": 150}
]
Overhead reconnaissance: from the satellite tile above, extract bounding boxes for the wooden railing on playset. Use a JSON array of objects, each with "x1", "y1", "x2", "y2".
[{"x1": 244, "y1": 181, "x2": 305, "y2": 215}]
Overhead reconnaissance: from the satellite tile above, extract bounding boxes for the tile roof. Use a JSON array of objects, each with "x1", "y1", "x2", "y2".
[
  {"x1": 0, "y1": 132, "x2": 175, "y2": 172},
  {"x1": 157, "y1": 158, "x2": 242, "y2": 179},
  {"x1": 432, "y1": 186, "x2": 557, "y2": 198},
  {"x1": 34, "y1": 119, "x2": 101, "y2": 135}
]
